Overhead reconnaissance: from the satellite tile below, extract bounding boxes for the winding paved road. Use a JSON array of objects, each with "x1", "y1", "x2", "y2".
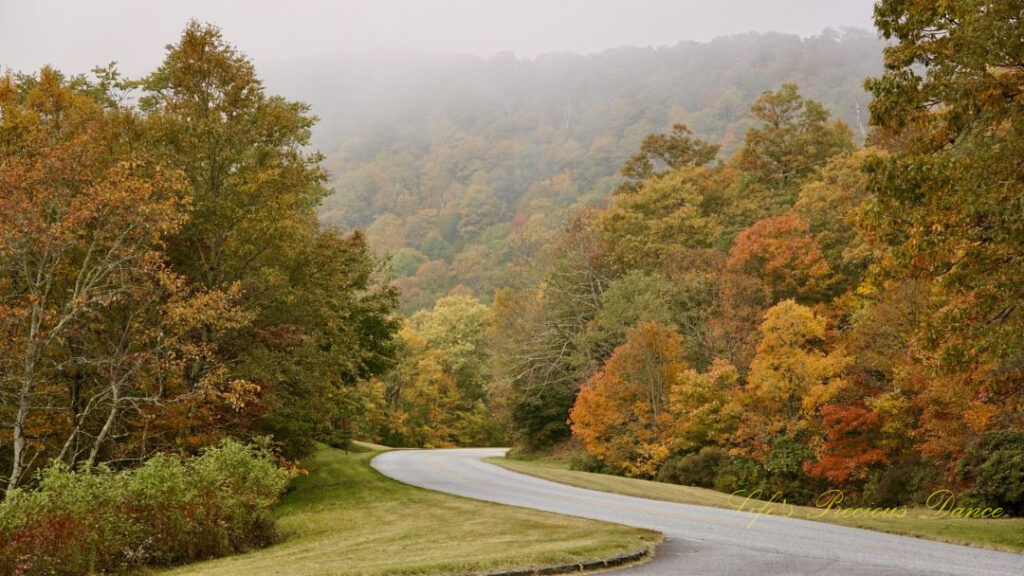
[{"x1": 372, "y1": 448, "x2": 1024, "y2": 576}]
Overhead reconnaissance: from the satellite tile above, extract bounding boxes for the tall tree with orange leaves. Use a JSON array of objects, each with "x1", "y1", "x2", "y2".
[{"x1": 571, "y1": 322, "x2": 688, "y2": 478}]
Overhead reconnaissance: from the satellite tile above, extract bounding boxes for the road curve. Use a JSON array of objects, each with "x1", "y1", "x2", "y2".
[{"x1": 371, "y1": 448, "x2": 1024, "y2": 576}]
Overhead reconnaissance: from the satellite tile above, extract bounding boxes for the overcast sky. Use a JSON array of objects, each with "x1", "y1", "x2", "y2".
[{"x1": 1, "y1": 0, "x2": 878, "y2": 76}]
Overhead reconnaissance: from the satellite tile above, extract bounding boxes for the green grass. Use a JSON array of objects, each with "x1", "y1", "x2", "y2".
[
  {"x1": 487, "y1": 456, "x2": 1024, "y2": 554},
  {"x1": 162, "y1": 444, "x2": 657, "y2": 576}
]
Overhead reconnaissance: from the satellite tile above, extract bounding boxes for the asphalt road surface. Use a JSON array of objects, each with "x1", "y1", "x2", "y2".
[{"x1": 372, "y1": 448, "x2": 1024, "y2": 576}]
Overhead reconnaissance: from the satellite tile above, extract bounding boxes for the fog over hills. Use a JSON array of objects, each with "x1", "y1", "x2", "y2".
[
  {"x1": 260, "y1": 29, "x2": 884, "y2": 311},
  {"x1": 261, "y1": 29, "x2": 882, "y2": 152}
]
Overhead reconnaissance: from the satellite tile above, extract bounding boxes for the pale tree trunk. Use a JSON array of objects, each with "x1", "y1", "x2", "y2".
[
  {"x1": 86, "y1": 393, "x2": 119, "y2": 469},
  {"x1": 8, "y1": 306, "x2": 44, "y2": 492},
  {"x1": 7, "y1": 392, "x2": 31, "y2": 492},
  {"x1": 5, "y1": 239, "x2": 113, "y2": 490}
]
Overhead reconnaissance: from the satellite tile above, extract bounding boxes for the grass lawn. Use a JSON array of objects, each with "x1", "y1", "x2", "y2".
[
  {"x1": 162, "y1": 443, "x2": 657, "y2": 576},
  {"x1": 487, "y1": 456, "x2": 1024, "y2": 554}
]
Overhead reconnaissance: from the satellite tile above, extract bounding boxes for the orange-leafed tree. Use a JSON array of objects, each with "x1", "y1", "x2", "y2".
[
  {"x1": 715, "y1": 213, "x2": 833, "y2": 370},
  {"x1": 570, "y1": 322, "x2": 688, "y2": 478},
  {"x1": 725, "y1": 213, "x2": 832, "y2": 306},
  {"x1": 0, "y1": 68, "x2": 188, "y2": 489}
]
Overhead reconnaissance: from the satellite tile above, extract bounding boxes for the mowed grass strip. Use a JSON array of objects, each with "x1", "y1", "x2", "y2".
[
  {"x1": 163, "y1": 444, "x2": 657, "y2": 576},
  {"x1": 487, "y1": 457, "x2": 1024, "y2": 554}
]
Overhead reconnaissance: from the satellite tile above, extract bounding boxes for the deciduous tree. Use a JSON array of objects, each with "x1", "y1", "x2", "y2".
[
  {"x1": 571, "y1": 322, "x2": 688, "y2": 477},
  {"x1": 732, "y1": 300, "x2": 850, "y2": 461},
  {"x1": 0, "y1": 69, "x2": 187, "y2": 489}
]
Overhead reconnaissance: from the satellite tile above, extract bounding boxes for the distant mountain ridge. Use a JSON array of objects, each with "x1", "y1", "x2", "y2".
[{"x1": 262, "y1": 29, "x2": 885, "y2": 311}]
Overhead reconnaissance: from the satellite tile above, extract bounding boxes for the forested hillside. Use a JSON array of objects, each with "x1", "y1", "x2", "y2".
[
  {"x1": 295, "y1": 30, "x2": 884, "y2": 311},
  {"x1": 357, "y1": 1, "x2": 1023, "y2": 514}
]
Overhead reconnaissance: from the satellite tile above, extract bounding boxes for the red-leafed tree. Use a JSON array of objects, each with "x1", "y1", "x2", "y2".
[{"x1": 805, "y1": 404, "x2": 887, "y2": 486}]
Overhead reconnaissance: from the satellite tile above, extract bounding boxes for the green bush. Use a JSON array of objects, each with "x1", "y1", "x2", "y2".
[
  {"x1": 960, "y1": 431, "x2": 1024, "y2": 517},
  {"x1": 713, "y1": 456, "x2": 763, "y2": 494},
  {"x1": 862, "y1": 455, "x2": 936, "y2": 507},
  {"x1": 0, "y1": 440, "x2": 294, "y2": 576},
  {"x1": 657, "y1": 447, "x2": 728, "y2": 487},
  {"x1": 760, "y1": 435, "x2": 817, "y2": 502},
  {"x1": 712, "y1": 437, "x2": 817, "y2": 503},
  {"x1": 569, "y1": 449, "x2": 610, "y2": 473}
]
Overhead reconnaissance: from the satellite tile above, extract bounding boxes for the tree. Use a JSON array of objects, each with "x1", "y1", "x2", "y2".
[
  {"x1": 618, "y1": 124, "x2": 720, "y2": 192},
  {"x1": 411, "y1": 295, "x2": 492, "y2": 401},
  {"x1": 139, "y1": 22, "x2": 328, "y2": 292},
  {"x1": 736, "y1": 84, "x2": 855, "y2": 201},
  {"x1": 137, "y1": 22, "x2": 399, "y2": 457},
  {"x1": 0, "y1": 69, "x2": 187, "y2": 489},
  {"x1": 862, "y1": 0, "x2": 1024, "y2": 468},
  {"x1": 733, "y1": 300, "x2": 850, "y2": 461},
  {"x1": 571, "y1": 322, "x2": 688, "y2": 478},
  {"x1": 247, "y1": 229, "x2": 400, "y2": 457},
  {"x1": 804, "y1": 404, "x2": 887, "y2": 487},
  {"x1": 714, "y1": 213, "x2": 832, "y2": 371},
  {"x1": 867, "y1": 0, "x2": 1022, "y2": 137},
  {"x1": 599, "y1": 168, "x2": 722, "y2": 272},
  {"x1": 670, "y1": 358, "x2": 741, "y2": 451},
  {"x1": 491, "y1": 211, "x2": 612, "y2": 450},
  {"x1": 725, "y1": 213, "x2": 832, "y2": 305},
  {"x1": 793, "y1": 150, "x2": 877, "y2": 296},
  {"x1": 574, "y1": 270, "x2": 676, "y2": 375},
  {"x1": 363, "y1": 312, "x2": 502, "y2": 448}
]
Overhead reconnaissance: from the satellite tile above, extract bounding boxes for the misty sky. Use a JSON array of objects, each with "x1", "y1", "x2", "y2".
[{"x1": 2, "y1": 0, "x2": 878, "y2": 76}]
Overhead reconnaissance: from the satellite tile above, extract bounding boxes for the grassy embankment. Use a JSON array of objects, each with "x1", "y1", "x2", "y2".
[
  {"x1": 486, "y1": 456, "x2": 1024, "y2": 554},
  {"x1": 164, "y1": 443, "x2": 657, "y2": 576}
]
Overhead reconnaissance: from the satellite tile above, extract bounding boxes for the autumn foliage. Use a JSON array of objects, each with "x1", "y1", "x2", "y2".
[
  {"x1": 571, "y1": 323, "x2": 688, "y2": 477},
  {"x1": 0, "y1": 441, "x2": 292, "y2": 576},
  {"x1": 553, "y1": 2, "x2": 1024, "y2": 510},
  {"x1": 0, "y1": 23, "x2": 399, "y2": 496}
]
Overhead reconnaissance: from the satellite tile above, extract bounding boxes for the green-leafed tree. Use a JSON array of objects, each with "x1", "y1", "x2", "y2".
[
  {"x1": 137, "y1": 22, "x2": 399, "y2": 457},
  {"x1": 362, "y1": 297, "x2": 503, "y2": 448},
  {"x1": 794, "y1": 150, "x2": 877, "y2": 297},
  {"x1": 411, "y1": 295, "x2": 493, "y2": 402},
  {"x1": 862, "y1": 0, "x2": 1023, "y2": 470},
  {"x1": 737, "y1": 84, "x2": 856, "y2": 195},
  {"x1": 618, "y1": 124, "x2": 721, "y2": 192},
  {"x1": 599, "y1": 167, "x2": 722, "y2": 272}
]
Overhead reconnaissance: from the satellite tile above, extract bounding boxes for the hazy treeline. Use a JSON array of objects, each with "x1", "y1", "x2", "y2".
[{"x1": 303, "y1": 29, "x2": 883, "y2": 311}]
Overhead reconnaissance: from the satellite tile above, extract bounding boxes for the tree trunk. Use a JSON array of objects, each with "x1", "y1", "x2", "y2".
[{"x1": 86, "y1": 383, "x2": 121, "y2": 469}]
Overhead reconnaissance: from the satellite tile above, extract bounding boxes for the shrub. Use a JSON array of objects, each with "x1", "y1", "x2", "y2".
[
  {"x1": 959, "y1": 431, "x2": 1024, "y2": 517},
  {"x1": 712, "y1": 437, "x2": 817, "y2": 503},
  {"x1": 569, "y1": 449, "x2": 610, "y2": 474},
  {"x1": 0, "y1": 440, "x2": 294, "y2": 576},
  {"x1": 657, "y1": 447, "x2": 728, "y2": 487},
  {"x1": 713, "y1": 456, "x2": 764, "y2": 494},
  {"x1": 761, "y1": 435, "x2": 817, "y2": 502},
  {"x1": 862, "y1": 456, "x2": 936, "y2": 507}
]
